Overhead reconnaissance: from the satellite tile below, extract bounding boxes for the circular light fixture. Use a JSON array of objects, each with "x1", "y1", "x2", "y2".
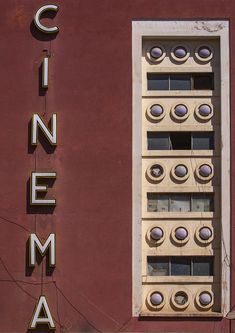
[
  {"x1": 195, "y1": 225, "x2": 214, "y2": 244},
  {"x1": 171, "y1": 163, "x2": 189, "y2": 182},
  {"x1": 171, "y1": 103, "x2": 189, "y2": 121},
  {"x1": 199, "y1": 227, "x2": 212, "y2": 240},
  {"x1": 195, "y1": 103, "x2": 213, "y2": 121},
  {"x1": 146, "y1": 162, "x2": 166, "y2": 182},
  {"x1": 195, "y1": 290, "x2": 214, "y2": 310},
  {"x1": 175, "y1": 227, "x2": 188, "y2": 240},
  {"x1": 147, "y1": 45, "x2": 166, "y2": 63},
  {"x1": 150, "y1": 292, "x2": 164, "y2": 305},
  {"x1": 147, "y1": 225, "x2": 166, "y2": 245},
  {"x1": 150, "y1": 227, "x2": 164, "y2": 241},
  {"x1": 146, "y1": 103, "x2": 166, "y2": 122},
  {"x1": 195, "y1": 45, "x2": 214, "y2": 62},
  {"x1": 147, "y1": 290, "x2": 165, "y2": 310},
  {"x1": 171, "y1": 45, "x2": 190, "y2": 62},
  {"x1": 150, "y1": 46, "x2": 163, "y2": 59},
  {"x1": 195, "y1": 162, "x2": 214, "y2": 182},
  {"x1": 171, "y1": 289, "x2": 190, "y2": 310},
  {"x1": 171, "y1": 226, "x2": 190, "y2": 245}
]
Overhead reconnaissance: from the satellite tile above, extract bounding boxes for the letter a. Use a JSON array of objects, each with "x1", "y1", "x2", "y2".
[{"x1": 29, "y1": 295, "x2": 55, "y2": 329}]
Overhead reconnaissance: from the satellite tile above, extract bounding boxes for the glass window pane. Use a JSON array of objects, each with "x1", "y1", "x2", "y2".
[
  {"x1": 192, "y1": 194, "x2": 214, "y2": 212},
  {"x1": 147, "y1": 73, "x2": 169, "y2": 90},
  {"x1": 147, "y1": 257, "x2": 169, "y2": 276},
  {"x1": 147, "y1": 132, "x2": 169, "y2": 150},
  {"x1": 170, "y1": 132, "x2": 191, "y2": 150},
  {"x1": 170, "y1": 74, "x2": 191, "y2": 90},
  {"x1": 193, "y1": 74, "x2": 214, "y2": 90},
  {"x1": 170, "y1": 194, "x2": 190, "y2": 212},
  {"x1": 192, "y1": 132, "x2": 214, "y2": 150},
  {"x1": 193, "y1": 257, "x2": 213, "y2": 276},
  {"x1": 171, "y1": 257, "x2": 191, "y2": 276},
  {"x1": 147, "y1": 193, "x2": 169, "y2": 212}
]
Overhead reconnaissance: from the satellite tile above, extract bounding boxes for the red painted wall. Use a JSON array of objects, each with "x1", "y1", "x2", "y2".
[{"x1": 0, "y1": 1, "x2": 234, "y2": 332}]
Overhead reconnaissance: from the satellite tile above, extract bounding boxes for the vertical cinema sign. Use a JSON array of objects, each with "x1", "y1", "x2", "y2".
[{"x1": 28, "y1": 5, "x2": 59, "y2": 330}]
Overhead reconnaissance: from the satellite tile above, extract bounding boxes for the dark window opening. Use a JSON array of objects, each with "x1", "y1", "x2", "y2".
[
  {"x1": 170, "y1": 132, "x2": 191, "y2": 150},
  {"x1": 147, "y1": 131, "x2": 214, "y2": 150},
  {"x1": 193, "y1": 73, "x2": 214, "y2": 90}
]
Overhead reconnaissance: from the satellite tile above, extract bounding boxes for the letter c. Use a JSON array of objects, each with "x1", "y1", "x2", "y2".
[{"x1": 34, "y1": 5, "x2": 59, "y2": 34}]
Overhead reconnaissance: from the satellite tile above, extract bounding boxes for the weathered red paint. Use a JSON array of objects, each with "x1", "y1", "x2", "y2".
[{"x1": 0, "y1": 1, "x2": 234, "y2": 332}]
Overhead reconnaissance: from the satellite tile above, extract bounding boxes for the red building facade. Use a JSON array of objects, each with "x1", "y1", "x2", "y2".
[{"x1": 0, "y1": 1, "x2": 234, "y2": 332}]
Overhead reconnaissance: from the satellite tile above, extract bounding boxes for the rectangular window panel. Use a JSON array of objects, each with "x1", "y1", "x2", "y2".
[
  {"x1": 147, "y1": 73, "x2": 169, "y2": 90},
  {"x1": 170, "y1": 74, "x2": 191, "y2": 90},
  {"x1": 170, "y1": 194, "x2": 191, "y2": 212},
  {"x1": 147, "y1": 193, "x2": 169, "y2": 212},
  {"x1": 192, "y1": 132, "x2": 214, "y2": 150},
  {"x1": 192, "y1": 194, "x2": 214, "y2": 212},
  {"x1": 193, "y1": 257, "x2": 213, "y2": 276},
  {"x1": 193, "y1": 73, "x2": 214, "y2": 90},
  {"x1": 147, "y1": 132, "x2": 169, "y2": 150},
  {"x1": 147, "y1": 257, "x2": 169, "y2": 276},
  {"x1": 171, "y1": 257, "x2": 191, "y2": 276}
]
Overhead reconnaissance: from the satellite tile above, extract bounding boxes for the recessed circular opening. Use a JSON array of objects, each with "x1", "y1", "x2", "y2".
[
  {"x1": 150, "y1": 164, "x2": 164, "y2": 178},
  {"x1": 174, "y1": 291, "x2": 188, "y2": 306}
]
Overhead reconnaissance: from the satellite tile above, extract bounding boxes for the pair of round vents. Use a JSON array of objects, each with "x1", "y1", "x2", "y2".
[
  {"x1": 147, "y1": 44, "x2": 213, "y2": 63},
  {"x1": 148, "y1": 289, "x2": 213, "y2": 310},
  {"x1": 147, "y1": 163, "x2": 214, "y2": 183},
  {"x1": 147, "y1": 103, "x2": 213, "y2": 122},
  {"x1": 149, "y1": 225, "x2": 213, "y2": 245}
]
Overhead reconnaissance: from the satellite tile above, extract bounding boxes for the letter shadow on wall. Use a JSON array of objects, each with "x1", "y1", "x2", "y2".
[
  {"x1": 26, "y1": 177, "x2": 56, "y2": 214},
  {"x1": 28, "y1": 121, "x2": 57, "y2": 154},
  {"x1": 25, "y1": 239, "x2": 55, "y2": 277},
  {"x1": 27, "y1": 325, "x2": 55, "y2": 333}
]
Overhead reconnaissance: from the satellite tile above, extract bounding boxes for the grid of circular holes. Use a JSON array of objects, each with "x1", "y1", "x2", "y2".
[{"x1": 146, "y1": 44, "x2": 213, "y2": 64}]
